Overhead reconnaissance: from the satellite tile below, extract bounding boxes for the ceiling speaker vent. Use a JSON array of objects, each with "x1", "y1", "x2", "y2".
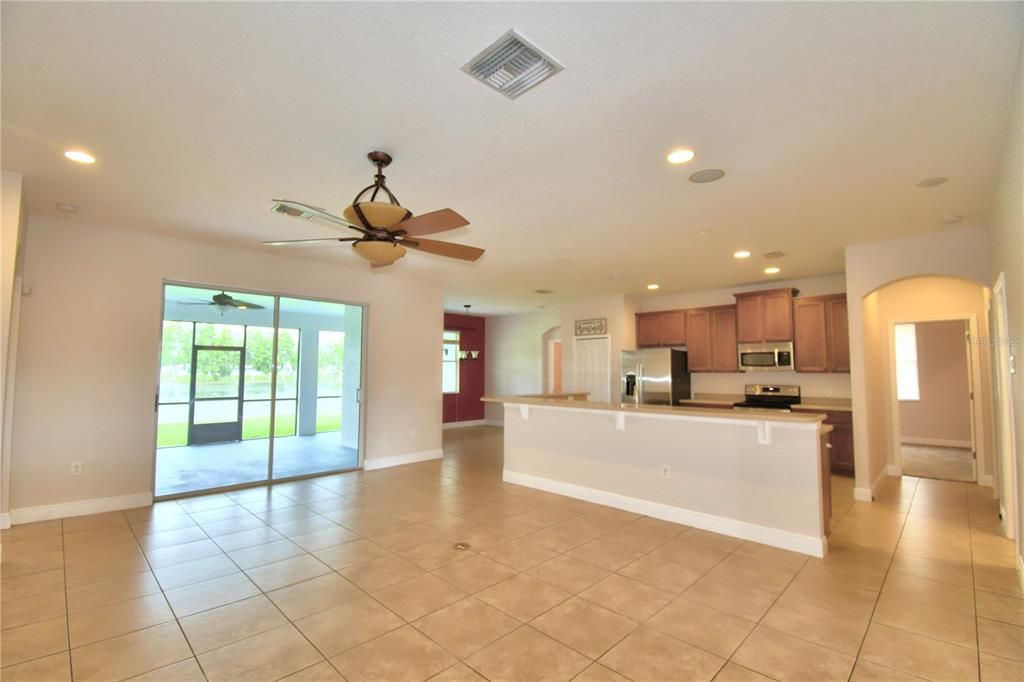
[
  {"x1": 763, "y1": 251, "x2": 786, "y2": 260},
  {"x1": 463, "y1": 30, "x2": 563, "y2": 99}
]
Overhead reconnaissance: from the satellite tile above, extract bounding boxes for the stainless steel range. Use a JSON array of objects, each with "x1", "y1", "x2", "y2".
[{"x1": 732, "y1": 384, "x2": 801, "y2": 411}]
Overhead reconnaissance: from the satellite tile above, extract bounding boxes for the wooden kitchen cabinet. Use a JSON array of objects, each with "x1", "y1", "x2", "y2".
[
  {"x1": 685, "y1": 308, "x2": 712, "y2": 371},
  {"x1": 636, "y1": 310, "x2": 686, "y2": 348},
  {"x1": 734, "y1": 288, "x2": 796, "y2": 343},
  {"x1": 796, "y1": 408, "x2": 854, "y2": 474},
  {"x1": 827, "y1": 297, "x2": 850, "y2": 372},
  {"x1": 793, "y1": 294, "x2": 849, "y2": 373},
  {"x1": 711, "y1": 306, "x2": 738, "y2": 372}
]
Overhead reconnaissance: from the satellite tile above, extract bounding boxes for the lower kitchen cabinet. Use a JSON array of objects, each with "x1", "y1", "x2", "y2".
[{"x1": 795, "y1": 408, "x2": 854, "y2": 474}]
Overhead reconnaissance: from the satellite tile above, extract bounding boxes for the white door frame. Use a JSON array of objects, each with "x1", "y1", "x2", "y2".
[
  {"x1": 573, "y1": 335, "x2": 611, "y2": 402},
  {"x1": 887, "y1": 314, "x2": 983, "y2": 483},
  {"x1": 992, "y1": 273, "x2": 1018, "y2": 542},
  {"x1": 546, "y1": 339, "x2": 562, "y2": 394}
]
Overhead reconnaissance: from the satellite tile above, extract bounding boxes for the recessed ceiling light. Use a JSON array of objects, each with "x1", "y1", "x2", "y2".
[
  {"x1": 55, "y1": 202, "x2": 78, "y2": 214},
  {"x1": 647, "y1": 283, "x2": 660, "y2": 290},
  {"x1": 667, "y1": 149, "x2": 695, "y2": 164},
  {"x1": 764, "y1": 267, "x2": 781, "y2": 275},
  {"x1": 917, "y1": 176, "x2": 947, "y2": 188},
  {"x1": 689, "y1": 169, "x2": 725, "y2": 184},
  {"x1": 733, "y1": 250, "x2": 751, "y2": 259},
  {"x1": 64, "y1": 150, "x2": 96, "y2": 164}
]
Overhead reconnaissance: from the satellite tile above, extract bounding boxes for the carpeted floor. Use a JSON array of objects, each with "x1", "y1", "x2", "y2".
[{"x1": 900, "y1": 443, "x2": 975, "y2": 482}]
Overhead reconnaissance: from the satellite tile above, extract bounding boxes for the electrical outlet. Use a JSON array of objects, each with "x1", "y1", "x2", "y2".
[
  {"x1": 662, "y1": 465, "x2": 671, "y2": 479},
  {"x1": 71, "y1": 461, "x2": 82, "y2": 476}
]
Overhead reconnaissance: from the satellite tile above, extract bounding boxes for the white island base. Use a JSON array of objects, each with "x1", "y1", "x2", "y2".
[{"x1": 490, "y1": 398, "x2": 832, "y2": 557}]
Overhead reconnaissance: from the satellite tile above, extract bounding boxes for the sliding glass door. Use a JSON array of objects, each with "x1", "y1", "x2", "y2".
[{"x1": 154, "y1": 283, "x2": 364, "y2": 498}]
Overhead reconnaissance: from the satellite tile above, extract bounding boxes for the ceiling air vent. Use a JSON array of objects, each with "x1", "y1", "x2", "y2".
[
  {"x1": 763, "y1": 251, "x2": 786, "y2": 260},
  {"x1": 462, "y1": 30, "x2": 563, "y2": 99},
  {"x1": 533, "y1": 289, "x2": 555, "y2": 295}
]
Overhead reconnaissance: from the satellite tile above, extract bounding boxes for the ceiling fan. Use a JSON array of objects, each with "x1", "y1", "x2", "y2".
[
  {"x1": 178, "y1": 291, "x2": 266, "y2": 311},
  {"x1": 264, "y1": 151, "x2": 484, "y2": 268}
]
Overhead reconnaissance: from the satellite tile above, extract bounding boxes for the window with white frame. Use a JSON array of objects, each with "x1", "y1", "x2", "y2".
[
  {"x1": 442, "y1": 330, "x2": 460, "y2": 394},
  {"x1": 894, "y1": 323, "x2": 920, "y2": 401}
]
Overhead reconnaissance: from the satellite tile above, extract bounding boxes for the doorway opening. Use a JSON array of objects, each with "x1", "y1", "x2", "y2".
[
  {"x1": 154, "y1": 283, "x2": 365, "y2": 498},
  {"x1": 894, "y1": 319, "x2": 976, "y2": 482}
]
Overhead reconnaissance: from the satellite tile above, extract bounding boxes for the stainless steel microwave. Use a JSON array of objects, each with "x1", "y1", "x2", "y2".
[{"x1": 737, "y1": 342, "x2": 794, "y2": 372}]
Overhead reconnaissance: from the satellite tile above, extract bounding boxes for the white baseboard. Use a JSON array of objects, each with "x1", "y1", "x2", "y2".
[
  {"x1": 363, "y1": 449, "x2": 443, "y2": 471},
  {"x1": 1018, "y1": 553, "x2": 1024, "y2": 597},
  {"x1": 854, "y1": 466, "x2": 891, "y2": 502},
  {"x1": 503, "y1": 469, "x2": 826, "y2": 558},
  {"x1": 442, "y1": 419, "x2": 488, "y2": 430},
  {"x1": 484, "y1": 419, "x2": 503, "y2": 428},
  {"x1": 887, "y1": 464, "x2": 902, "y2": 476},
  {"x1": 0, "y1": 512, "x2": 10, "y2": 530},
  {"x1": 901, "y1": 437, "x2": 972, "y2": 449},
  {"x1": 853, "y1": 487, "x2": 873, "y2": 502},
  {"x1": 10, "y1": 492, "x2": 153, "y2": 526}
]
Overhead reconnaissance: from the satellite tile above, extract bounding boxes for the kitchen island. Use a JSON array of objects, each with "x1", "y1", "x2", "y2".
[{"x1": 483, "y1": 395, "x2": 833, "y2": 557}]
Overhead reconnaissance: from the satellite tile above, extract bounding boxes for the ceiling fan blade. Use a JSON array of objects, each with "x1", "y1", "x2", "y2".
[
  {"x1": 394, "y1": 209, "x2": 469, "y2": 237},
  {"x1": 270, "y1": 200, "x2": 368, "y2": 234},
  {"x1": 262, "y1": 238, "x2": 361, "y2": 246},
  {"x1": 228, "y1": 300, "x2": 266, "y2": 310},
  {"x1": 401, "y1": 237, "x2": 485, "y2": 262}
]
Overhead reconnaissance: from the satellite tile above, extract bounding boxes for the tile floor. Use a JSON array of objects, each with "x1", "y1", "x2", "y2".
[{"x1": 1, "y1": 426, "x2": 1021, "y2": 681}]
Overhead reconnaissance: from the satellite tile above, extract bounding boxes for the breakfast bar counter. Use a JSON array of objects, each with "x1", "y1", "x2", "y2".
[{"x1": 483, "y1": 395, "x2": 832, "y2": 556}]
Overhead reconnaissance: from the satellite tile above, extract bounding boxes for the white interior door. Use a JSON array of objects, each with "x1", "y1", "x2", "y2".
[{"x1": 575, "y1": 337, "x2": 610, "y2": 402}]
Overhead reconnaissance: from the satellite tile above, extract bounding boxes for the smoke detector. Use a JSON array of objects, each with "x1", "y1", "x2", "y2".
[{"x1": 463, "y1": 30, "x2": 564, "y2": 99}]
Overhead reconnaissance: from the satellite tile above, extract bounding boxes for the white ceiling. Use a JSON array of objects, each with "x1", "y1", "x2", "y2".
[{"x1": 3, "y1": 2, "x2": 1022, "y2": 314}]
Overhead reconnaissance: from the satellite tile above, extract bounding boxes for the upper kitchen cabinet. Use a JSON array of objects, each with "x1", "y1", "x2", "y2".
[
  {"x1": 710, "y1": 306, "x2": 738, "y2": 372},
  {"x1": 734, "y1": 288, "x2": 796, "y2": 342},
  {"x1": 684, "y1": 308, "x2": 712, "y2": 370},
  {"x1": 684, "y1": 305, "x2": 737, "y2": 372},
  {"x1": 793, "y1": 293, "x2": 850, "y2": 373},
  {"x1": 636, "y1": 310, "x2": 686, "y2": 347}
]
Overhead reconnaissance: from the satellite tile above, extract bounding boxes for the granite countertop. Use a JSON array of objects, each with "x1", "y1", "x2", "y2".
[
  {"x1": 678, "y1": 393, "x2": 853, "y2": 412},
  {"x1": 482, "y1": 395, "x2": 827, "y2": 425}
]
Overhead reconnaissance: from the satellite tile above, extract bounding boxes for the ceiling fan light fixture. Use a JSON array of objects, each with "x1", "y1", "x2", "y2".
[
  {"x1": 352, "y1": 240, "x2": 407, "y2": 267},
  {"x1": 343, "y1": 202, "x2": 410, "y2": 229}
]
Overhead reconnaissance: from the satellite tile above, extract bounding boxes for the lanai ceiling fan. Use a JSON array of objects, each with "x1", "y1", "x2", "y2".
[
  {"x1": 178, "y1": 291, "x2": 266, "y2": 311},
  {"x1": 264, "y1": 151, "x2": 484, "y2": 269}
]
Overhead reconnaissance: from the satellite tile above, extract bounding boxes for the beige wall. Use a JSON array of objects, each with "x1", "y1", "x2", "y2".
[
  {"x1": 845, "y1": 226, "x2": 991, "y2": 497},
  {"x1": 899, "y1": 320, "x2": 972, "y2": 446},
  {"x1": 9, "y1": 215, "x2": 444, "y2": 511},
  {"x1": 988, "y1": 35, "x2": 1023, "y2": 569},
  {"x1": 861, "y1": 277, "x2": 993, "y2": 491},
  {"x1": 483, "y1": 306, "x2": 562, "y2": 422}
]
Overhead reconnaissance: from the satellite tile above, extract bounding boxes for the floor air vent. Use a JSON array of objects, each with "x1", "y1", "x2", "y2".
[{"x1": 462, "y1": 30, "x2": 563, "y2": 99}]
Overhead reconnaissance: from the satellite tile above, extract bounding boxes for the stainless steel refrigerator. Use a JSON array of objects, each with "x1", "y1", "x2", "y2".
[{"x1": 620, "y1": 348, "x2": 692, "y2": 406}]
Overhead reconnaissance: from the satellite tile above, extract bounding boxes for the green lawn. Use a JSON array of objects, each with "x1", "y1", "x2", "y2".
[{"x1": 157, "y1": 414, "x2": 340, "y2": 448}]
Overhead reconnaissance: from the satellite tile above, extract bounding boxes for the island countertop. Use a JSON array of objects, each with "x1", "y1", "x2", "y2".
[{"x1": 483, "y1": 395, "x2": 827, "y2": 426}]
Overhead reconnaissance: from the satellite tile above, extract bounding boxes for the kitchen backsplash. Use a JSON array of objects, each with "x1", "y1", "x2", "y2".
[{"x1": 691, "y1": 370, "x2": 852, "y2": 398}]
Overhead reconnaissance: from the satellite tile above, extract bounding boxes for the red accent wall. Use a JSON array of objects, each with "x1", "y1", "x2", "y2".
[{"x1": 443, "y1": 313, "x2": 485, "y2": 423}]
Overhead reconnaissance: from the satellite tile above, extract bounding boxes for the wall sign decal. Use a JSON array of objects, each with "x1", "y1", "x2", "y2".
[{"x1": 575, "y1": 318, "x2": 607, "y2": 337}]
